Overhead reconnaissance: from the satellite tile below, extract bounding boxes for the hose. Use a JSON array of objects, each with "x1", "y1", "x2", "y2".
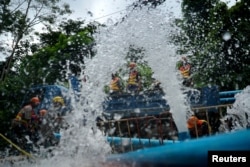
[{"x1": 0, "y1": 133, "x2": 35, "y2": 159}]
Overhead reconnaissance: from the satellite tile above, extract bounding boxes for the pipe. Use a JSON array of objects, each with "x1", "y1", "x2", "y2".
[
  {"x1": 107, "y1": 137, "x2": 178, "y2": 148},
  {"x1": 219, "y1": 97, "x2": 236, "y2": 102},
  {"x1": 106, "y1": 129, "x2": 250, "y2": 167},
  {"x1": 219, "y1": 90, "x2": 242, "y2": 96}
]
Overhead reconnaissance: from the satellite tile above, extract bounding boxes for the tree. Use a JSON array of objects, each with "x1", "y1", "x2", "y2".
[
  {"x1": 0, "y1": 0, "x2": 13, "y2": 34},
  {"x1": 0, "y1": 0, "x2": 72, "y2": 82},
  {"x1": 179, "y1": 0, "x2": 250, "y2": 90},
  {"x1": 17, "y1": 21, "x2": 96, "y2": 86},
  {"x1": 134, "y1": 0, "x2": 166, "y2": 8},
  {"x1": 181, "y1": 0, "x2": 220, "y2": 50},
  {"x1": 0, "y1": 20, "x2": 97, "y2": 150}
]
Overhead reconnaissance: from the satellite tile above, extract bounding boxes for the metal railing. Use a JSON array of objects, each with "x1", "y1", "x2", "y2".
[
  {"x1": 191, "y1": 104, "x2": 233, "y2": 138},
  {"x1": 98, "y1": 104, "x2": 234, "y2": 152},
  {"x1": 97, "y1": 112, "x2": 178, "y2": 153}
]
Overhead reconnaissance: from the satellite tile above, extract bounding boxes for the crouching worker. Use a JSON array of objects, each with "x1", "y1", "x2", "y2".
[
  {"x1": 12, "y1": 97, "x2": 41, "y2": 141},
  {"x1": 187, "y1": 115, "x2": 211, "y2": 138}
]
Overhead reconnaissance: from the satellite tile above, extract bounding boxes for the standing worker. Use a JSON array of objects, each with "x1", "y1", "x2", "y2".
[
  {"x1": 127, "y1": 62, "x2": 141, "y2": 93},
  {"x1": 177, "y1": 56, "x2": 193, "y2": 87},
  {"x1": 109, "y1": 73, "x2": 122, "y2": 95},
  {"x1": 178, "y1": 57, "x2": 191, "y2": 78}
]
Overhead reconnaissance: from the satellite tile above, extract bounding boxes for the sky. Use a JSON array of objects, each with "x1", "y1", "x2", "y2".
[
  {"x1": 61, "y1": 0, "x2": 194, "y2": 24},
  {"x1": 62, "y1": 0, "x2": 138, "y2": 23},
  {"x1": 64, "y1": 0, "x2": 237, "y2": 24}
]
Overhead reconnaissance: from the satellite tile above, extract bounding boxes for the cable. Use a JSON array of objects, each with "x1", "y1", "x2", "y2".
[
  {"x1": 84, "y1": 7, "x2": 132, "y2": 25},
  {"x1": 91, "y1": 8, "x2": 128, "y2": 21},
  {"x1": 0, "y1": 133, "x2": 35, "y2": 159}
]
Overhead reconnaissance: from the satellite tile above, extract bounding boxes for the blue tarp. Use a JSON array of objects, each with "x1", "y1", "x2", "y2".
[{"x1": 22, "y1": 85, "x2": 72, "y2": 113}]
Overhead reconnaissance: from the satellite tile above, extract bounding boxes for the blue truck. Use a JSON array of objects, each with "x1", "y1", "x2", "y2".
[{"x1": 99, "y1": 85, "x2": 241, "y2": 143}]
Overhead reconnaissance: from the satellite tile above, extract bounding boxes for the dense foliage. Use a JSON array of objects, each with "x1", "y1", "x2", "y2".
[
  {"x1": 179, "y1": 0, "x2": 250, "y2": 90},
  {"x1": 0, "y1": 0, "x2": 93, "y2": 140}
]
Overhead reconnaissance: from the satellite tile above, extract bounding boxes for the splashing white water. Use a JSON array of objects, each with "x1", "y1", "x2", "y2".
[
  {"x1": 85, "y1": 7, "x2": 189, "y2": 133},
  {"x1": 221, "y1": 86, "x2": 250, "y2": 130},
  {"x1": 1, "y1": 4, "x2": 193, "y2": 167}
]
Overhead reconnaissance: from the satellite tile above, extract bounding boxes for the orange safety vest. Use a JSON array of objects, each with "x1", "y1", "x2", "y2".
[
  {"x1": 110, "y1": 77, "x2": 121, "y2": 91},
  {"x1": 179, "y1": 64, "x2": 191, "y2": 78},
  {"x1": 128, "y1": 70, "x2": 139, "y2": 85}
]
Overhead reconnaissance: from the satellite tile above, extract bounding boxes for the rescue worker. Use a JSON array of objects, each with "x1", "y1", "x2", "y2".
[
  {"x1": 177, "y1": 56, "x2": 193, "y2": 87},
  {"x1": 178, "y1": 57, "x2": 191, "y2": 78},
  {"x1": 187, "y1": 115, "x2": 211, "y2": 138},
  {"x1": 48, "y1": 96, "x2": 69, "y2": 133},
  {"x1": 109, "y1": 73, "x2": 122, "y2": 95},
  {"x1": 127, "y1": 62, "x2": 141, "y2": 93},
  {"x1": 12, "y1": 97, "x2": 41, "y2": 142}
]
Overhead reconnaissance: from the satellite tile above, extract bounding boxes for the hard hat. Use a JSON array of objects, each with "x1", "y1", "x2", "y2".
[
  {"x1": 52, "y1": 96, "x2": 65, "y2": 106},
  {"x1": 187, "y1": 116, "x2": 198, "y2": 129},
  {"x1": 30, "y1": 97, "x2": 40, "y2": 105},
  {"x1": 40, "y1": 109, "x2": 47, "y2": 116},
  {"x1": 129, "y1": 62, "x2": 136, "y2": 68},
  {"x1": 182, "y1": 56, "x2": 187, "y2": 61}
]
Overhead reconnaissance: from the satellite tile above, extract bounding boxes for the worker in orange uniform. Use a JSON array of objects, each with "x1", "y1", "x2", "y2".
[
  {"x1": 187, "y1": 115, "x2": 211, "y2": 138},
  {"x1": 12, "y1": 97, "x2": 41, "y2": 142}
]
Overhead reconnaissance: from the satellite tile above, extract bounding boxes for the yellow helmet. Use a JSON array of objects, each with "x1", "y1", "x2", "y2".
[
  {"x1": 52, "y1": 96, "x2": 65, "y2": 106},
  {"x1": 129, "y1": 62, "x2": 136, "y2": 68}
]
